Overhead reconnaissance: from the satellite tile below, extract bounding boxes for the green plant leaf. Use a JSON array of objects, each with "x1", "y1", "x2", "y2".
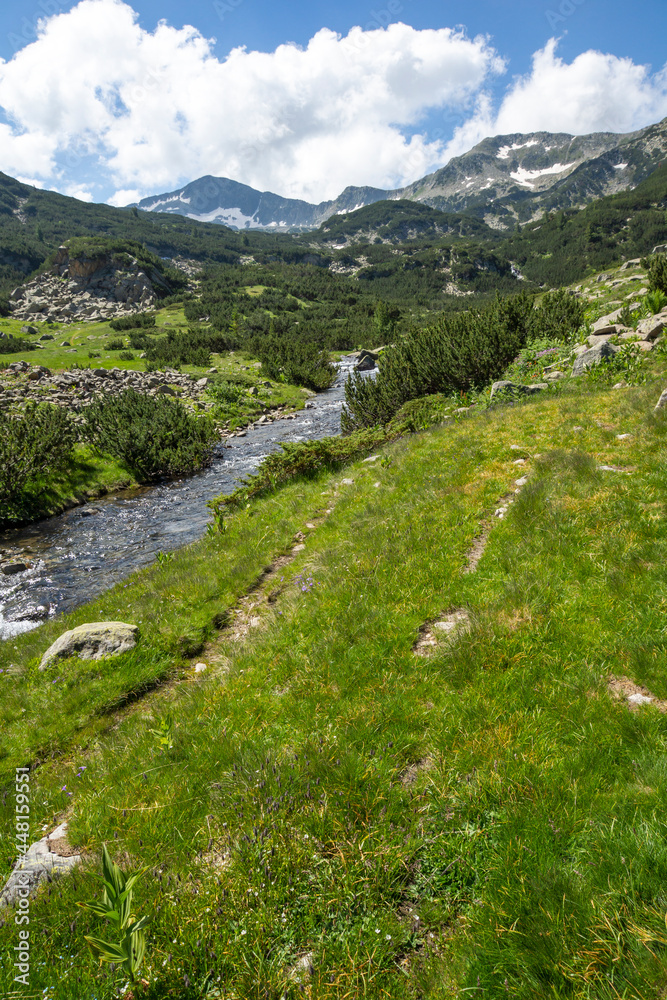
[{"x1": 84, "y1": 936, "x2": 128, "y2": 965}]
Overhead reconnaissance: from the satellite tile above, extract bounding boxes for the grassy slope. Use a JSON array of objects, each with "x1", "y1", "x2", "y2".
[{"x1": 3, "y1": 374, "x2": 667, "y2": 997}]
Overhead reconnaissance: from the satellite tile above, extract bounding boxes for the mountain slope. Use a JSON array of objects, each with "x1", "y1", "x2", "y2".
[
  {"x1": 311, "y1": 199, "x2": 500, "y2": 246},
  {"x1": 410, "y1": 117, "x2": 667, "y2": 225},
  {"x1": 132, "y1": 117, "x2": 667, "y2": 232},
  {"x1": 0, "y1": 172, "x2": 333, "y2": 298}
]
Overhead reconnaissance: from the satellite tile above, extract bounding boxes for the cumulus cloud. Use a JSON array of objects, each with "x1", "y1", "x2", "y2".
[
  {"x1": 493, "y1": 39, "x2": 667, "y2": 136},
  {"x1": 0, "y1": 0, "x2": 503, "y2": 202}
]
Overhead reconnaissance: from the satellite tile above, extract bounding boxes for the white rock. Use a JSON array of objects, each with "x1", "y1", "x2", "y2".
[{"x1": 627, "y1": 692, "x2": 653, "y2": 706}]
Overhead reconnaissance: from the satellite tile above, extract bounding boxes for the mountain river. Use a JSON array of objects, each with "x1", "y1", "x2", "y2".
[{"x1": 0, "y1": 356, "x2": 365, "y2": 642}]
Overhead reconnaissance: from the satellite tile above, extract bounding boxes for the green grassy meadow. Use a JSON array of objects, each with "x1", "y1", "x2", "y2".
[{"x1": 3, "y1": 372, "x2": 667, "y2": 997}]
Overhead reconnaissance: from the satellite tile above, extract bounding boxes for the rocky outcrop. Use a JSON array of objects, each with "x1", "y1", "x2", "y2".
[
  {"x1": 9, "y1": 246, "x2": 167, "y2": 324},
  {"x1": 0, "y1": 822, "x2": 80, "y2": 909},
  {"x1": 0, "y1": 361, "x2": 216, "y2": 413},
  {"x1": 39, "y1": 621, "x2": 139, "y2": 670}
]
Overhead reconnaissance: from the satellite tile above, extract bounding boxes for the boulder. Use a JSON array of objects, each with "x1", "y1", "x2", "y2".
[
  {"x1": 39, "y1": 621, "x2": 139, "y2": 671},
  {"x1": 592, "y1": 311, "x2": 623, "y2": 334},
  {"x1": 655, "y1": 387, "x2": 667, "y2": 411},
  {"x1": 490, "y1": 381, "x2": 548, "y2": 400},
  {"x1": 572, "y1": 340, "x2": 618, "y2": 376},
  {"x1": 636, "y1": 316, "x2": 665, "y2": 341},
  {"x1": 355, "y1": 355, "x2": 376, "y2": 372},
  {"x1": 1, "y1": 561, "x2": 29, "y2": 576}
]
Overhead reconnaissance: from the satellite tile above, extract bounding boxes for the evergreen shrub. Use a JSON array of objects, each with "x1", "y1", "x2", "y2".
[
  {"x1": 81, "y1": 390, "x2": 218, "y2": 480},
  {"x1": 342, "y1": 292, "x2": 534, "y2": 431},
  {"x1": 0, "y1": 402, "x2": 75, "y2": 515}
]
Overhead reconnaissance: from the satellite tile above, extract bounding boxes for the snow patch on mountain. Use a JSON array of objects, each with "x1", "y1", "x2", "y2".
[
  {"x1": 336, "y1": 203, "x2": 365, "y2": 215},
  {"x1": 497, "y1": 139, "x2": 539, "y2": 160},
  {"x1": 510, "y1": 163, "x2": 571, "y2": 187}
]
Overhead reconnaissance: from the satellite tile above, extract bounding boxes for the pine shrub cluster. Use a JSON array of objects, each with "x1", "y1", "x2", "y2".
[
  {"x1": 643, "y1": 252, "x2": 667, "y2": 294},
  {"x1": 342, "y1": 293, "x2": 535, "y2": 431},
  {"x1": 247, "y1": 331, "x2": 336, "y2": 391},
  {"x1": 0, "y1": 402, "x2": 76, "y2": 516},
  {"x1": 81, "y1": 390, "x2": 218, "y2": 480},
  {"x1": 109, "y1": 312, "x2": 156, "y2": 332},
  {"x1": 144, "y1": 328, "x2": 237, "y2": 369}
]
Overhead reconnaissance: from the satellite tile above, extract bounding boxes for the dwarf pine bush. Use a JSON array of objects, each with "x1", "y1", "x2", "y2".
[
  {"x1": 0, "y1": 402, "x2": 75, "y2": 516},
  {"x1": 531, "y1": 288, "x2": 586, "y2": 341},
  {"x1": 247, "y1": 332, "x2": 337, "y2": 391},
  {"x1": 144, "y1": 328, "x2": 235, "y2": 369},
  {"x1": 81, "y1": 389, "x2": 218, "y2": 480},
  {"x1": 643, "y1": 252, "x2": 667, "y2": 294},
  {"x1": 342, "y1": 292, "x2": 534, "y2": 431}
]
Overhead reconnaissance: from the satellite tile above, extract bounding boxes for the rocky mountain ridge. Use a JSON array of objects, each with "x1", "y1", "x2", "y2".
[{"x1": 133, "y1": 117, "x2": 667, "y2": 232}]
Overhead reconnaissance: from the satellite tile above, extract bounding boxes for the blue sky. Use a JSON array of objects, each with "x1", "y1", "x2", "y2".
[{"x1": 0, "y1": 0, "x2": 666, "y2": 205}]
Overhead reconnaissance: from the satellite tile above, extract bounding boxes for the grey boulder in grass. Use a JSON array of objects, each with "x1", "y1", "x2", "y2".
[
  {"x1": 490, "y1": 380, "x2": 548, "y2": 399},
  {"x1": 39, "y1": 621, "x2": 139, "y2": 671},
  {"x1": 571, "y1": 340, "x2": 618, "y2": 376}
]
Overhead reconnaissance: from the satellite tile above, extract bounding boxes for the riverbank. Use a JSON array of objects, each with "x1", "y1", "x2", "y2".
[
  {"x1": 0, "y1": 355, "x2": 365, "y2": 638},
  {"x1": 3, "y1": 376, "x2": 667, "y2": 998}
]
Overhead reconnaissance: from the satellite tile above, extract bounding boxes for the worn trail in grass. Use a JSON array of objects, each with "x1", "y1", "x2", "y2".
[{"x1": 3, "y1": 382, "x2": 667, "y2": 998}]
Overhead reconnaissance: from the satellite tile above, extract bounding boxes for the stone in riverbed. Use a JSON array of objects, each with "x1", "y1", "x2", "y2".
[
  {"x1": 39, "y1": 621, "x2": 139, "y2": 671},
  {"x1": 1, "y1": 561, "x2": 29, "y2": 576}
]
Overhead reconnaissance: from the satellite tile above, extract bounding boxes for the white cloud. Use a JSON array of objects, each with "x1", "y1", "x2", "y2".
[
  {"x1": 494, "y1": 39, "x2": 667, "y2": 137},
  {"x1": 107, "y1": 188, "x2": 144, "y2": 207},
  {"x1": 0, "y1": 0, "x2": 503, "y2": 201},
  {"x1": 61, "y1": 183, "x2": 94, "y2": 201}
]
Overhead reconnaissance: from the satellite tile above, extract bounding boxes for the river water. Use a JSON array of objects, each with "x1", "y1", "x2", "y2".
[{"x1": 0, "y1": 356, "x2": 363, "y2": 642}]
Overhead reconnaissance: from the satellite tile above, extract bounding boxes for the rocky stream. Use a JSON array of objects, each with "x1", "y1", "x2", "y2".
[{"x1": 0, "y1": 357, "x2": 364, "y2": 642}]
